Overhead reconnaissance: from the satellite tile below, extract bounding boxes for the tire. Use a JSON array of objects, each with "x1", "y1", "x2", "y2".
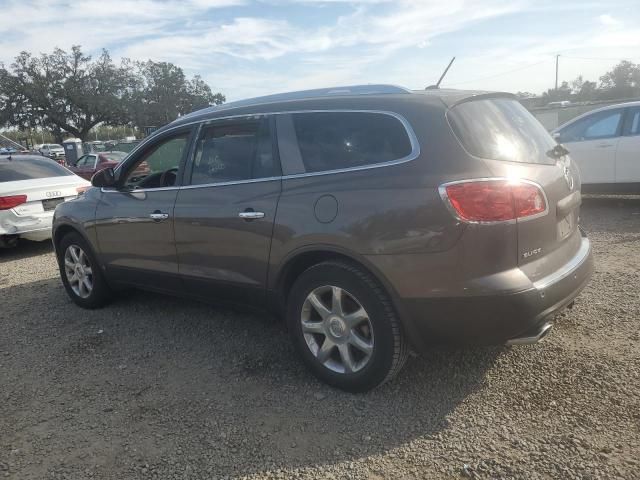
[
  {"x1": 287, "y1": 260, "x2": 408, "y2": 392},
  {"x1": 56, "y1": 231, "x2": 112, "y2": 309}
]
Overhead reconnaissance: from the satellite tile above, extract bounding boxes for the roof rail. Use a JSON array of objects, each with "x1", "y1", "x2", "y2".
[{"x1": 181, "y1": 84, "x2": 412, "y2": 120}]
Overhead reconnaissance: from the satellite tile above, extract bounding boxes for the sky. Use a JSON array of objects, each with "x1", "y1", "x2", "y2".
[{"x1": 1, "y1": 0, "x2": 639, "y2": 101}]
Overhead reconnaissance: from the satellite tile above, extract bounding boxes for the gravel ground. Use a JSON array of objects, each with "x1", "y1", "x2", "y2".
[{"x1": 1, "y1": 196, "x2": 639, "y2": 480}]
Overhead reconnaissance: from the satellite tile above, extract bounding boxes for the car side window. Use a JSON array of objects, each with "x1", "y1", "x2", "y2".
[
  {"x1": 623, "y1": 108, "x2": 640, "y2": 136},
  {"x1": 190, "y1": 117, "x2": 278, "y2": 185},
  {"x1": 121, "y1": 132, "x2": 190, "y2": 190},
  {"x1": 282, "y1": 111, "x2": 413, "y2": 174},
  {"x1": 75, "y1": 155, "x2": 88, "y2": 167},
  {"x1": 558, "y1": 109, "x2": 623, "y2": 142}
]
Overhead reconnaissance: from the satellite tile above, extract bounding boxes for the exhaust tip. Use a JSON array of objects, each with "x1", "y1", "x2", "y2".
[{"x1": 506, "y1": 322, "x2": 553, "y2": 346}]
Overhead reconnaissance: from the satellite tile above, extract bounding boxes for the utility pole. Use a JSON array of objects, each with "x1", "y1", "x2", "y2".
[{"x1": 555, "y1": 54, "x2": 560, "y2": 90}]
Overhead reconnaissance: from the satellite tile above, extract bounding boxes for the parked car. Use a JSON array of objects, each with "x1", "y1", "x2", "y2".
[
  {"x1": 52, "y1": 85, "x2": 593, "y2": 391},
  {"x1": 39, "y1": 143, "x2": 66, "y2": 161},
  {"x1": 67, "y1": 151, "x2": 129, "y2": 180},
  {"x1": 0, "y1": 156, "x2": 90, "y2": 247},
  {"x1": 547, "y1": 100, "x2": 571, "y2": 108},
  {"x1": 552, "y1": 101, "x2": 640, "y2": 193}
]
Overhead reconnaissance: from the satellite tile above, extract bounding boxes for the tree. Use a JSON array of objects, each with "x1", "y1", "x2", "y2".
[
  {"x1": 0, "y1": 47, "x2": 131, "y2": 141},
  {"x1": 0, "y1": 46, "x2": 225, "y2": 140},
  {"x1": 124, "y1": 61, "x2": 225, "y2": 130},
  {"x1": 541, "y1": 81, "x2": 572, "y2": 104},
  {"x1": 599, "y1": 60, "x2": 640, "y2": 99}
]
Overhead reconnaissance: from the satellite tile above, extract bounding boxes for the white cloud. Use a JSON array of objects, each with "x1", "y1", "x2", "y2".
[
  {"x1": 598, "y1": 14, "x2": 620, "y2": 26},
  {"x1": 0, "y1": 0, "x2": 638, "y2": 101}
]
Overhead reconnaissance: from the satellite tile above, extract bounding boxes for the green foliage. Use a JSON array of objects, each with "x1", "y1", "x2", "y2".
[
  {"x1": 541, "y1": 60, "x2": 640, "y2": 105},
  {"x1": 0, "y1": 46, "x2": 225, "y2": 141},
  {"x1": 123, "y1": 61, "x2": 225, "y2": 130}
]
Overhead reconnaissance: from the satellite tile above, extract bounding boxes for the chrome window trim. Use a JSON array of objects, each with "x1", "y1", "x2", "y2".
[
  {"x1": 104, "y1": 109, "x2": 420, "y2": 193},
  {"x1": 438, "y1": 177, "x2": 550, "y2": 225},
  {"x1": 533, "y1": 237, "x2": 590, "y2": 291}
]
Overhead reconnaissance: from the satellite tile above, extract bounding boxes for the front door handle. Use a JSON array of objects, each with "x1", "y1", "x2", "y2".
[
  {"x1": 238, "y1": 210, "x2": 265, "y2": 220},
  {"x1": 149, "y1": 211, "x2": 169, "y2": 221}
]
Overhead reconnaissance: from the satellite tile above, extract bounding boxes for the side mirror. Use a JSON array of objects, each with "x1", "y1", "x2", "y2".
[{"x1": 91, "y1": 167, "x2": 116, "y2": 188}]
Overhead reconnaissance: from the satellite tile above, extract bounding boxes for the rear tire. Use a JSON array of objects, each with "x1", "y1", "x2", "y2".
[
  {"x1": 287, "y1": 260, "x2": 408, "y2": 392},
  {"x1": 57, "y1": 232, "x2": 111, "y2": 309}
]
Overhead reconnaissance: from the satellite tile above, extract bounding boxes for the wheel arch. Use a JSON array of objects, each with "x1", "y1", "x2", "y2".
[
  {"x1": 273, "y1": 246, "x2": 405, "y2": 321},
  {"x1": 52, "y1": 223, "x2": 95, "y2": 256}
]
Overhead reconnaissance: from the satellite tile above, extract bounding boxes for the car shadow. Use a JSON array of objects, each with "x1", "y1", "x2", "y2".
[
  {"x1": 0, "y1": 239, "x2": 53, "y2": 263},
  {"x1": 2, "y1": 278, "x2": 502, "y2": 478}
]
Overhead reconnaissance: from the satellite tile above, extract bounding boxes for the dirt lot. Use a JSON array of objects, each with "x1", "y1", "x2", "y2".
[{"x1": 1, "y1": 196, "x2": 639, "y2": 480}]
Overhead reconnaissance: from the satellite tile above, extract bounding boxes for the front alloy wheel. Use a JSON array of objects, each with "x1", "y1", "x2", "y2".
[
  {"x1": 57, "y1": 231, "x2": 111, "y2": 309},
  {"x1": 64, "y1": 245, "x2": 94, "y2": 298},
  {"x1": 301, "y1": 285, "x2": 374, "y2": 374}
]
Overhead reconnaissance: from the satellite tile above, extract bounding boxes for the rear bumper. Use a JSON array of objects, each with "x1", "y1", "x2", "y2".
[
  {"x1": 0, "y1": 210, "x2": 54, "y2": 240},
  {"x1": 392, "y1": 234, "x2": 593, "y2": 348}
]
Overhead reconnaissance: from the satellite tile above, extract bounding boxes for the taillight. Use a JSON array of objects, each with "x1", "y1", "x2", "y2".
[
  {"x1": 440, "y1": 179, "x2": 546, "y2": 223},
  {"x1": 0, "y1": 195, "x2": 28, "y2": 211}
]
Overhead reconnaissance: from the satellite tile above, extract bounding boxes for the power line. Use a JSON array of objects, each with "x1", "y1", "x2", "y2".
[
  {"x1": 444, "y1": 59, "x2": 551, "y2": 86},
  {"x1": 561, "y1": 55, "x2": 640, "y2": 62}
]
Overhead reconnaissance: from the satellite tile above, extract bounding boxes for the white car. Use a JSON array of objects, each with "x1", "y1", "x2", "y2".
[
  {"x1": 0, "y1": 155, "x2": 90, "y2": 247},
  {"x1": 39, "y1": 143, "x2": 66, "y2": 160},
  {"x1": 552, "y1": 101, "x2": 640, "y2": 193}
]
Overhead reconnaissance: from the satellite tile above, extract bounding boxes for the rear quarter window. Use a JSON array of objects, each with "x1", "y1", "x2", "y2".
[
  {"x1": 447, "y1": 98, "x2": 556, "y2": 164},
  {"x1": 0, "y1": 158, "x2": 74, "y2": 182},
  {"x1": 285, "y1": 111, "x2": 414, "y2": 173}
]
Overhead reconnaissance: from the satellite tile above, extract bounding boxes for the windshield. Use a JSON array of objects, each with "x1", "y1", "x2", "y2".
[
  {"x1": 47, "y1": 144, "x2": 63, "y2": 149},
  {"x1": 0, "y1": 157, "x2": 74, "y2": 182},
  {"x1": 447, "y1": 98, "x2": 557, "y2": 165}
]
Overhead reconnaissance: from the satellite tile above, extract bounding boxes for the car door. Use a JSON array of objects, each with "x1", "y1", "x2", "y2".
[
  {"x1": 94, "y1": 127, "x2": 195, "y2": 293},
  {"x1": 615, "y1": 106, "x2": 640, "y2": 183},
  {"x1": 173, "y1": 116, "x2": 281, "y2": 307},
  {"x1": 556, "y1": 108, "x2": 624, "y2": 185}
]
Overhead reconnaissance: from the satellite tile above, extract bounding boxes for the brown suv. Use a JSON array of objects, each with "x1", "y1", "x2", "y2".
[{"x1": 53, "y1": 85, "x2": 593, "y2": 392}]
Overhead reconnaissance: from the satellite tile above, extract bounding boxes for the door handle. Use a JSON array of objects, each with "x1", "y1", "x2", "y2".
[
  {"x1": 149, "y1": 211, "x2": 169, "y2": 221},
  {"x1": 238, "y1": 210, "x2": 265, "y2": 220},
  {"x1": 596, "y1": 143, "x2": 614, "y2": 148}
]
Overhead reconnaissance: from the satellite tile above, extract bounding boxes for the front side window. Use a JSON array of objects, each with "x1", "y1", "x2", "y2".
[
  {"x1": 288, "y1": 112, "x2": 413, "y2": 173},
  {"x1": 122, "y1": 133, "x2": 190, "y2": 189},
  {"x1": 558, "y1": 109, "x2": 623, "y2": 143},
  {"x1": 190, "y1": 117, "x2": 277, "y2": 185},
  {"x1": 76, "y1": 155, "x2": 96, "y2": 168}
]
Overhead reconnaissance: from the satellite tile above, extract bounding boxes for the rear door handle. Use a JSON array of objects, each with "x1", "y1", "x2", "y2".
[
  {"x1": 149, "y1": 211, "x2": 169, "y2": 221},
  {"x1": 238, "y1": 210, "x2": 265, "y2": 220}
]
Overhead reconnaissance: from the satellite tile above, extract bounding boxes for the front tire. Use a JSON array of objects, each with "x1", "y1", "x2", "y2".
[
  {"x1": 287, "y1": 260, "x2": 408, "y2": 392},
  {"x1": 57, "y1": 232, "x2": 111, "y2": 309}
]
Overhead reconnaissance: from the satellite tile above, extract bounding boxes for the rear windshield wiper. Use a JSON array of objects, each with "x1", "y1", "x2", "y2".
[{"x1": 546, "y1": 144, "x2": 570, "y2": 160}]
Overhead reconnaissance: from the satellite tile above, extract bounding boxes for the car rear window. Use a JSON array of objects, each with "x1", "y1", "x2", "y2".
[
  {"x1": 447, "y1": 97, "x2": 556, "y2": 164},
  {"x1": 289, "y1": 111, "x2": 413, "y2": 173},
  {"x1": 0, "y1": 157, "x2": 74, "y2": 182}
]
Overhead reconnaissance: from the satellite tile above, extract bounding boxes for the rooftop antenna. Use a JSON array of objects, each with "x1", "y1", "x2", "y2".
[{"x1": 426, "y1": 56, "x2": 456, "y2": 90}]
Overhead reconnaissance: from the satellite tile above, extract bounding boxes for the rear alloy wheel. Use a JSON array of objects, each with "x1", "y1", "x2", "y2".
[
  {"x1": 288, "y1": 260, "x2": 408, "y2": 392},
  {"x1": 301, "y1": 285, "x2": 374, "y2": 374},
  {"x1": 57, "y1": 232, "x2": 111, "y2": 309}
]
